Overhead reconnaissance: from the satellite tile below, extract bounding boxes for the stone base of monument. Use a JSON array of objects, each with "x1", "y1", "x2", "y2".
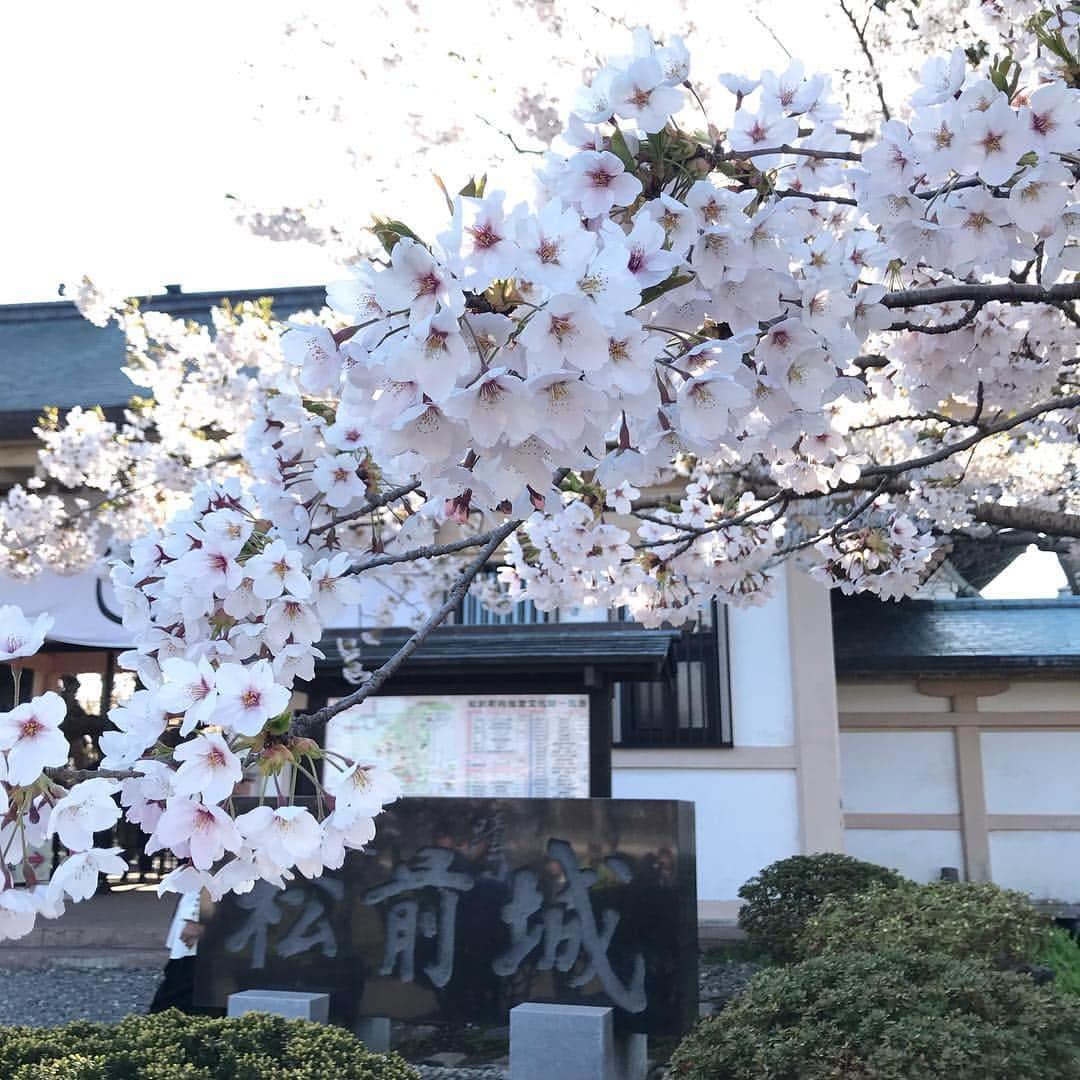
[
  {"x1": 510, "y1": 1003, "x2": 647, "y2": 1080},
  {"x1": 352, "y1": 1016, "x2": 392, "y2": 1052},
  {"x1": 226, "y1": 989, "x2": 330, "y2": 1024}
]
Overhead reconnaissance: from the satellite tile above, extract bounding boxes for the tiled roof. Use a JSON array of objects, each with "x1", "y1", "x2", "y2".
[
  {"x1": 833, "y1": 595, "x2": 1080, "y2": 676},
  {"x1": 0, "y1": 285, "x2": 325, "y2": 438},
  {"x1": 317, "y1": 624, "x2": 681, "y2": 683}
]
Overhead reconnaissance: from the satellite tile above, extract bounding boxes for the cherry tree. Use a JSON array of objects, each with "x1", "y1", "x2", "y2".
[{"x1": 1, "y1": 3, "x2": 1078, "y2": 939}]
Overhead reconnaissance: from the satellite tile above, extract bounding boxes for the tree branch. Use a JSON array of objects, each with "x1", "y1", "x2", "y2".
[
  {"x1": 718, "y1": 143, "x2": 863, "y2": 163},
  {"x1": 770, "y1": 187, "x2": 859, "y2": 206},
  {"x1": 889, "y1": 300, "x2": 986, "y2": 334},
  {"x1": 44, "y1": 766, "x2": 140, "y2": 786},
  {"x1": 973, "y1": 503, "x2": 1080, "y2": 539},
  {"x1": 861, "y1": 394, "x2": 1080, "y2": 478},
  {"x1": 308, "y1": 480, "x2": 422, "y2": 536},
  {"x1": 291, "y1": 517, "x2": 521, "y2": 735},
  {"x1": 882, "y1": 282, "x2": 1080, "y2": 310},
  {"x1": 837, "y1": 0, "x2": 892, "y2": 121},
  {"x1": 346, "y1": 525, "x2": 523, "y2": 575}
]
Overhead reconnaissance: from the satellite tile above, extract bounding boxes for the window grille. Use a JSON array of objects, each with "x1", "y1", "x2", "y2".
[{"x1": 454, "y1": 584, "x2": 732, "y2": 748}]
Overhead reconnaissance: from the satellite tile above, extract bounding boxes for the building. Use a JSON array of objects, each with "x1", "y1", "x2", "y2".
[{"x1": 3, "y1": 286, "x2": 1078, "y2": 924}]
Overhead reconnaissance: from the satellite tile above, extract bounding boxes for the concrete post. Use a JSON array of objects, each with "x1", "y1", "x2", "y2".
[
  {"x1": 510, "y1": 1002, "x2": 646, "y2": 1080},
  {"x1": 226, "y1": 989, "x2": 330, "y2": 1023}
]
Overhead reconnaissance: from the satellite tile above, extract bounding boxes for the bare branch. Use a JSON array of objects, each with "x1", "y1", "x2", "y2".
[
  {"x1": 861, "y1": 393, "x2": 1080, "y2": 478},
  {"x1": 718, "y1": 143, "x2": 863, "y2": 163},
  {"x1": 44, "y1": 766, "x2": 140, "y2": 785},
  {"x1": 882, "y1": 282, "x2": 1080, "y2": 310},
  {"x1": 770, "y1": 187, "x2": 858, "y2": 206},
  {"x1": 837, "y1": 0, "x2": 892, "y2": 121},
  {"x1": 346, "y1": 525, "x2": 521, "y2": 575},
  {"x1": 291, "y1": 517, "x2": 521, "y2": 735},
  {"x1": 775, "y1": 477, "x2": 890, "y2": 556},
  {"x1": 308, "y1": 480, "x2": 422, "y2": 537},
  {"x1": 973, "y1": 503, "x2": 1080, "y2": 539},
  {"x1": 889, "y1": 300, "x2": 986, "y2": 334}
]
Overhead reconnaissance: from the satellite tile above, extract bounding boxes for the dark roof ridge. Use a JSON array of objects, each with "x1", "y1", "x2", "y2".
[{"x1": 0, "y1": 284, "x2": 327, "y2": 325}]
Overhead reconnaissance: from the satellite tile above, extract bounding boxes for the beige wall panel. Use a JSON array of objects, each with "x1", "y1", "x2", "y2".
[
  {"x1": 837, "y1": 682, "x2": 951, "y2": 713},
  {"x1": 840, "y1": 730, "x2": 960, "y2": 814},
  {"x1": 844, "y1": 828, "x2": 965, "y2": 883},
  {"x1": 989, "y1": 831, "x2": 1080, "y2": 899},
  {"x1": 982, "y1": 731, "x2": 1080, "y2": 815},
  {"x1": 978, "y1": 682, "x2": 1080, "y2": 712}
]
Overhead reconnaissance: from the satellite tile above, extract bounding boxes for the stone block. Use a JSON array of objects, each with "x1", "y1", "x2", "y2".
[
  {"x1": 227, "y1": 989, "x2": 330, "y2": 1023},
  {"x1": 354, "y1": 1015, "x2": 392, "y2": 1052},
  {"x1": 510, "y1": 1002, "x2": 647, "y2": 1080}
]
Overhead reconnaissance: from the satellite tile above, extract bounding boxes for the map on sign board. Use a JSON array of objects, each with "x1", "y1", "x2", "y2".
[{"x1": 324, "y1": 695, "x2": 590, "y2": 797}]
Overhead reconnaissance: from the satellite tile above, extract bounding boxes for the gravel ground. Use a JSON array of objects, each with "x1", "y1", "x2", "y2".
[{"x1": 0, "y1": 965, "x2": 163, "y2": 1027}]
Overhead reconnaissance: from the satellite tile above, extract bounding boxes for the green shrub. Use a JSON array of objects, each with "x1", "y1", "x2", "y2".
[
  {"x1": 1042, "y1": 925, "x2": 1080, "y2": 997},
  {"x1": 0, "y1": 1010, "x2": 420, "y2": 1080},
  {"x1": 800, "y1": 880, "x2": 1052, "y2": 968},
  {"x1": 736, "y1": 853, "x2": 903, "y2": 960},
  {"x1": 668, "y1": 949, "x2": 1080, "y2": 1080}
]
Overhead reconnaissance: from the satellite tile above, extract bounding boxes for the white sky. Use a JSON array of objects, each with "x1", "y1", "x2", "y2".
[
  {"x1": 1, "y1": 0, "x2": 860, "y2": 304},
  {"x1": 1, "y1": 3, "x2": 1067, "y2": 598}
]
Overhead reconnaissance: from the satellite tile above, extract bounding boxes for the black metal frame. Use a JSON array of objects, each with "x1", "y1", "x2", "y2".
[{"x1": 613, "y1": 603, "x2": 733, "y2": 749}]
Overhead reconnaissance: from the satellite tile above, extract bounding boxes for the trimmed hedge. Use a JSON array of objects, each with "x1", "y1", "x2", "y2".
[
  {"x1": 1042, "y1": 925, "x2": 1080, "y2": 998},
  {"x1": 737, "y1": 853, "x2": 903, "y2": 961},
  {"x1": 669, "y1": 950, "x2": 1080, "y2": 1079},
  {"x1": 0, "y1": 1010, "x2": 420, "y2": 1080},
  {"x1": 799, "y1": 880, "x2": 1052, "y2": 968}
]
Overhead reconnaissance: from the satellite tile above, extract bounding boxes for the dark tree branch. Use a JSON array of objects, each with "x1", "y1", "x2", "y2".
[
  {"x1": 771, "y1": 187, "x2": 858, "y2": 206},
  {"x1": 973, "y1": 503, "x2": 1080, "y2": 539},
  {"x1": 308, "y1": 480, "x2": 422, "y2": 536},
  {"x1": 837, "y1": 0, "x2": 892, "y2": 121},
  {"x1": 889, "y1": 300, "x2": 986, "y2": 334},
  {"x1": 882, "y1": 282, "x2": 1080, "y2": 310},
  {"x1": 44, "y1": 766, "x2": 139, "y2": 786},
  {"x1": 717, "y1": 143, "x2": 863, "y2": 163},
  {"x1": 291, "y1": 518, "x2": 521, "y2": 735},
  {"x1": 346, "y1": 525, "x2": 523, "y2": 575},
  {"x1": 861, "y1": 393, "x2": 1080, "y2": 478}
]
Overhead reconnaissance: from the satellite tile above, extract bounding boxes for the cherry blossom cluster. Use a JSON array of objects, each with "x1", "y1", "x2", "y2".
[
  {"x1": 808, "y1": 514, "x2": 937, "y2": 599},
  {"x1": 0, "y1": 606, "x2": 129, "y2": 940},
  {"x1": 0, "y1": 12, "x2": 1077, "y2": 921}
]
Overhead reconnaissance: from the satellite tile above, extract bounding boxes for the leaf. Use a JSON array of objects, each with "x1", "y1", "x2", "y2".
[
  {"x1": 636, "y1": 271, "x2": 695, "y2": 309},
  {"x1": 265, "y1": 711, "x2": 292, "y2": 736},
  {"x1": 370, "y1": 216, "x2": 423, "y2": 255},
  {"x1": 459, "y1": 173, "x2": 488, "y2": 199},
  {"x1": 609, "y1": 126, "x2": 638, "y2": 173},
  {"x1": 432, "y1": 173, "x2": 454, "y2": 214}
]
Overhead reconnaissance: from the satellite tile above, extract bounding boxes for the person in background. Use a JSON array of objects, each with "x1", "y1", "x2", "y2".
[{"x1": 148, "y1": 892, "x2": 203, "y2": 1013}]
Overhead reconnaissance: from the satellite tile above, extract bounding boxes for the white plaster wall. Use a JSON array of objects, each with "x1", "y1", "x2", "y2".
[
  {"x1": 982, "y1": 731, "x2": 1080, "y2": 815},
  {"x1": 844, "y1": 828, "x2": 965, "y2": 883},
  {"x1": 613, "y1": 767, "x2": 800, "y2": 902},
  {"x1": 978, "y1": 682, "x2": 1080, "y2": 711},
  {"x1": 727, "y1": 573, "x2": 795, "y2": 746},
  {"x1": 837, "y1": 682, "x2": 951, "y2": 713},
  {"x1": 989, "y1": 832, "x2": 1080, "y2": 899},
  {"x1": 839, "y1": 731, "x2": 959, "y2": 814}
]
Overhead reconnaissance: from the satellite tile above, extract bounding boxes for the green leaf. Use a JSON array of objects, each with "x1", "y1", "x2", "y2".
[
  {"x1": 636, "y1": 271, "x2": 695, "y2": 309},
  {"x1": 370, "y1": 216, "x2": 424, "y2": 255},
  {"x1": 265, "y1": 710, "x2": 292, "y2": 736},
  {"x1": 608, "y1": 126, "x2": 638, "y2": 173},
  {"x1": 459, "y1": 174, "x2": 487, "y2": 199}
]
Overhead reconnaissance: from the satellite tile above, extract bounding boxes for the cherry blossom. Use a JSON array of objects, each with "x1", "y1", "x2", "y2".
[{"x1": 0, "y1": 693, "x2": 70, "y2": 786}]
